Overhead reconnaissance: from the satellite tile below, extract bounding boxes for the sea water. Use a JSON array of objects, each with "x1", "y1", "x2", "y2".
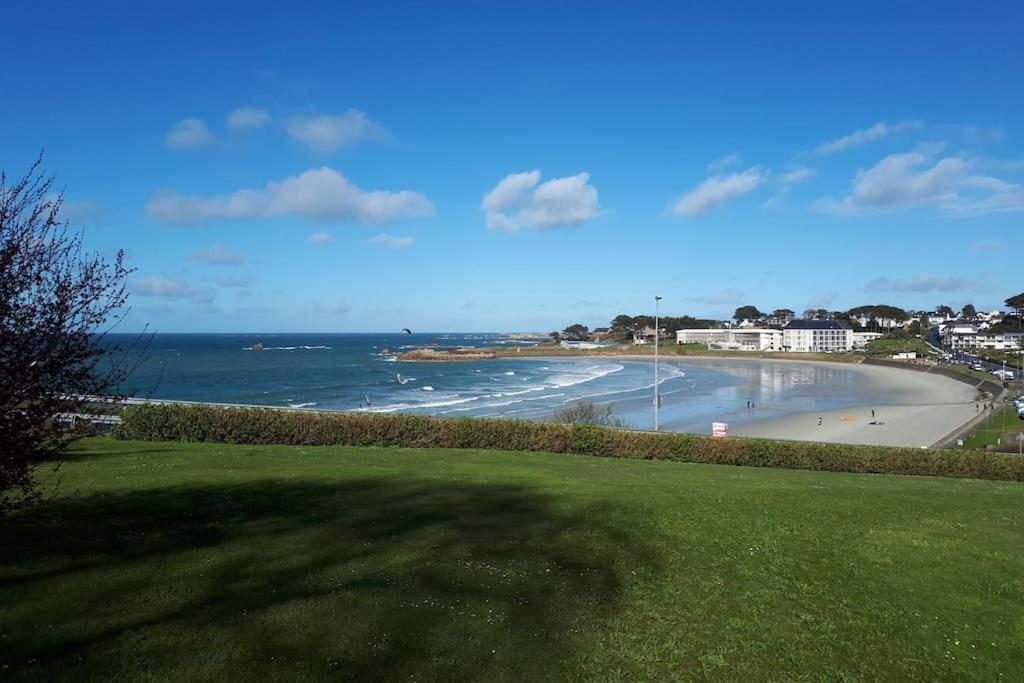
[{"x1": 105, "y1": 333, "x2": 897, "y2": 433}]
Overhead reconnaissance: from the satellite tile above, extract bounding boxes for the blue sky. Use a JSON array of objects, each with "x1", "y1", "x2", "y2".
[{"x1": 3, "y1": 1, "x2": 1022, "y2": 332}]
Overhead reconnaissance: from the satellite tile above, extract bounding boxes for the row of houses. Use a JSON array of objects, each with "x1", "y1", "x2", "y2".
[
  {"x1": 940, "y1": 320, "x2": 1024, "y2": 351},
  {"x1": 729, "y1": 310, "x2": 1007, "y2": 332},
  {"x1": 910, "y1": 310, "x2": 1005, "y2": 329},
  {"x1": 677, "y1": 320, "x2": 883, "y2": 353},
  {"x1": 673, "y1": 317, "x2": 1024, "y2": 354}
]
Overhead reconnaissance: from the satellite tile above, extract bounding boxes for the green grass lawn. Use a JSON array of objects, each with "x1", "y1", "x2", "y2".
[
  {"x1": 865, "y1": 335, "x2": 935, "y2": 357},
  {"x1": 943, "y1": 364, "x2": 1005, "y2": 384},
  {"x1": 3, "y1": 439, "x2": 1024, "y2": 680},
  {"x1": 963, "y1": 405, "x2": 1024, "y2": 451}
]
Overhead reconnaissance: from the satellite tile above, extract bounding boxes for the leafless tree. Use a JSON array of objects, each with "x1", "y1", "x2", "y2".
[
  {"x1": 1, "y1": 156, "x2": 138, "y2": 512},
  {"x1": 552, "y1": 400, "x2": 628, "y2": 428}
]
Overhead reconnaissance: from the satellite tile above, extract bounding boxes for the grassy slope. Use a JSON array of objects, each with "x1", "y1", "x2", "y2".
[
  {"x1": 978, "y1": 350, "x2": 1023, "y2": 370},
  {"x1": 943, "y1": 364, "x2": 1004, "y2": 383},
  {"x1": 963, "y1": 404, "x2": 1024, "y2": 450},
  {"x1": 865, "y1": 335, "x2": 934, "y2": 357},
  {"x1": 2, "y1": 439, "x2": 1023, "y2": 681}
]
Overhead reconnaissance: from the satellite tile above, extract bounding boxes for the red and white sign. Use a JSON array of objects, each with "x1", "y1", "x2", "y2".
[{"x1": 712, "y1": 422, "x2": 729, "y2": 438}]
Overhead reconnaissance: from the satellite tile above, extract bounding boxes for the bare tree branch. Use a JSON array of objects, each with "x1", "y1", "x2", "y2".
[{"x1": 1, "y1": 154, "x2": 141, "y2": 513}]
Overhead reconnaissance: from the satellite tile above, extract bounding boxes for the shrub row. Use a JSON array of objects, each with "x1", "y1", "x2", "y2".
[{"x1": 113, "y1": 404, "x2": 1024, "y2": 482}]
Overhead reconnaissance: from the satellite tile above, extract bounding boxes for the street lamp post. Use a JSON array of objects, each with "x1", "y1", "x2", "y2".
[{"x1": 654, "y1": 295, "x2": 663, "y2": 431}]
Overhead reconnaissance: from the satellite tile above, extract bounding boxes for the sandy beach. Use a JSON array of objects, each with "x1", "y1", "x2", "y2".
[
  {"x1": 546, "y1": 355, "x2": 983, "y2": 448},
  {"x1": 681, "y1": 359, "x2": 980, "y2": 448}
]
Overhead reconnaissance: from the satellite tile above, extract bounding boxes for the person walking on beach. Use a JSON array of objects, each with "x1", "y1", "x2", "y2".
[
  {"x1": 818, "y1": 416, "x2": 823, "y2": 426},
  {"x1": 871, "y1": 409, "x2": 875, "y2": 418}
]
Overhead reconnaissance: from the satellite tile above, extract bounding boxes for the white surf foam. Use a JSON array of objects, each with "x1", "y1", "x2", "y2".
[{"x1": 244, "y1": 345, "x2": 332, "y2": 351}]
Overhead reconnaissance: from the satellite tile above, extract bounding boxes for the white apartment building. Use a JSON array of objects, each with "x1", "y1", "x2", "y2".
[
  {"x1": 782, "y1": 320, "x2": 854, "y2": 353},
  {"x1": 942, "y1": 322, "x2": 1024, "y2": 351},
  {"x1": 676, "y1": 328, "x2": 782, "y2": 352},
  {"x1": 676, "y1": 329, "x2": 730, "y2": 345},
  {"x1": 729, "y1": 329, "x2": 783, "y2": 351}
]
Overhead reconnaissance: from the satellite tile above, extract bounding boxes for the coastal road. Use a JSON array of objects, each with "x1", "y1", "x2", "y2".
[{"x1": 928, "y1": 326, "x2": 1020, "y2": 378}]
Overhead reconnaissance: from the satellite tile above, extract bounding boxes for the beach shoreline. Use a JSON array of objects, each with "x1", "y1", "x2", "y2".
[{"x1": 512, "y1": 354, "x2": 982, "y2": 448}]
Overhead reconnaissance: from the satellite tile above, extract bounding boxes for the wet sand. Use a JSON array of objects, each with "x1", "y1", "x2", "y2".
[
  {"x1": 577, "y1": 356, "x2": 982, "y2": 448},
  {"x1": 715, "y1": 362, "x2": 979, "y2": 447}
]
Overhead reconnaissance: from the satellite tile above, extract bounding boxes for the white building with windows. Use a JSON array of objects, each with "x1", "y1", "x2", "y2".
[
  {"x1": 782, "y1": 319, "x2": 854, "y2": 353},
  {"x1": 730, "y1": 328, "x2": 783, "y2": 351},
  {"x1": 942, "y1": 322, "x2": 1024, "y2": 351},
  {"x1": 676, "y1": 329, "x2": 730, "y2": 345},
  {"x1": 676, "y1": 328, "x2": 783, "y2": 352}
]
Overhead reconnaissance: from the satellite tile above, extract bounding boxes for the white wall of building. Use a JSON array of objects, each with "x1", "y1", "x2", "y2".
[
  {"x1": 676, "y1": 328, "x2": 782, "y2": 352},
  {"x1": 782, "y1": 327, "x2": 853, "y2": 353},
  {"x1": 944, "y1": 325, "x2": 1024, "y2": 351}
]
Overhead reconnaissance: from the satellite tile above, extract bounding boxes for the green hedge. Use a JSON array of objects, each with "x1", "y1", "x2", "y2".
[{"x1": 113, "y1": 404, "x2": 1024, "y2": 482}]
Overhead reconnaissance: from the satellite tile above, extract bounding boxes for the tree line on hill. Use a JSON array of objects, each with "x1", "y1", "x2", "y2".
[
  {"x1": 554, "y1": 315, "x2": 721, "y2": 343},
  {"x1": 555, "y1": 291, "x2": 1024, "y2": 342}
]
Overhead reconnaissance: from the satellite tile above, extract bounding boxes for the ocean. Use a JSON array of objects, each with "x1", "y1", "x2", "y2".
[{"x1": 106, "y1": 333, "x2": 898, "y2": 433}]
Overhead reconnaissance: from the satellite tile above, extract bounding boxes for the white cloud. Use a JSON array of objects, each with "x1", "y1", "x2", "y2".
[
  {"x1": 947, "y1": 185, "x2": 1024, "y2": 215},
  {"x1": 215, "y1": 274, "x2": 254, "y2": 288},
  {"x1": 165, "y1": 118, "x2": 214, "y2": 149},
  {"x1": 189, "y1": 244, "x2": 246, "y2": 265},
  {"x1": 482, "y1": 170, "x2": 601, "y2": 232},
  {"x1": 132, "y1": 276, "x2": 215, "y2": 303},
  {"x1": 227, "y1": 107, "x2": 271, "y2": 130},
  {"x1": 764, "y1": 167, "x2": 816, "y2": 208},
  {"x1": 968, "y1": 239, "x2": 1005, "y2": 253},
  {"x1": 813, "y1": 151, "x2": 1022, "y2": 215},
  {"x1": 482, "y1": 171, "x2": 540, "y2": 214},
  {"x1": 45, "y1": 194, "x2": 104, "y2": 222},
  {"x1": 816, "y1": 120, "x2": 921, "y2": 155},
  {"x1": 146, "y1": 167, "x2": 434, "y2": 226},
  {"x1": 780, "y1": 167, "x2": 816, "y2": 185},
  {"x1": 762, "y1": 188, "x2": 788, "y2": 209},
  {"x1": 307, "y1": 231, "x2": 334, "y2": 246},
  {"x1": 671, "y1": 167, "x2": 766, "y2": 217},
  {"x1": 864, "y1": 274, "x2": 977, "y2": 293},
  {"x1": 707, "y1": 153, "x2": 742, "y2": 174},
  {"x1": 368, "y1": 233, "x2": 414, "y2": 249},
  {"x1": 286, "y1": 109, "x2": 388, "y2": 153}
]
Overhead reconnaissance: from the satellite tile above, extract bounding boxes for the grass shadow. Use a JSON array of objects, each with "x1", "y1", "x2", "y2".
[{"x1": 1, "y1": 476, "x2": 655, "y2": 680}]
